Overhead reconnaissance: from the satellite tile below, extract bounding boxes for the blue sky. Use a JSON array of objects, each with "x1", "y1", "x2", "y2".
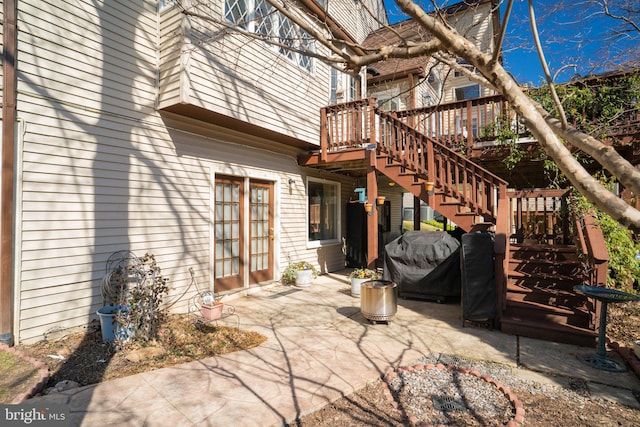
[{"x1": 382, "y1": 0, "x2": 637, "y2": 86}]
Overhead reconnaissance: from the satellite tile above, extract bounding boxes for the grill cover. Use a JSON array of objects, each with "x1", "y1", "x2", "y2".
[
  {"x1": 461, "y1": 232, "x2": 496, "y2": 322},
  {"x1": 383, "y1": 231, "x2": 461, "y2": 301}
]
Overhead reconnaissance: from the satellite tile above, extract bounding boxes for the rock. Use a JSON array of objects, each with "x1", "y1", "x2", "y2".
[
  {"x1": 55, "y1": 380, "x2": 80, "y2": 391},
  {"x1": 125, "y1": 346, "x2": 163, "y2": 362},
  {"x1": 57, "y1": 347, "x2": 72, "y2": 357}
]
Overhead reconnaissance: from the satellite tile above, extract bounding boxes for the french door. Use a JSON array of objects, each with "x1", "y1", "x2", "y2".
[
  {"x1": 214, "y1": 176, "x2": 274, "y2": 291},
  {"x1": 214, "y1": 176, "x2": 244, "y2": 291},
  {"x1": 249, "y1": 180, "x2": 274, "y2": 284}
]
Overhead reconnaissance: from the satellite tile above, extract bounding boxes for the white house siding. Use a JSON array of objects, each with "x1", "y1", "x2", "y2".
[
  {"x1": 12, "y1": 0, "x2": 360, "y2": 343},
  {"x1": 157, "y1": 5, "x2": 184, "y2": 107},
  {"x1": 445, "y1": 1, "x2": 494, "y2": 54},
  {"x1": 14, "y1": 0, "x2": 176, "y2": 343},
  {"x1": 369, "y1": 79, "x2": 413, "y2": 110},
  {"x1": 161, "y1": 113, "x2": 349, "y2": 277}
]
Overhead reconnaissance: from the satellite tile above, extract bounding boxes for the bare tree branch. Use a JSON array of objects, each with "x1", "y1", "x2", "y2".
[
  {"x1": 528, "y1": 0, "x2": 568, "y2": 129},
  {"x1": 493, "y1": 0, "x2": 514, "y2": 63}
]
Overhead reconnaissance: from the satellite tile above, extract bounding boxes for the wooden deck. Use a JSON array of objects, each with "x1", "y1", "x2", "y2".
[{"x1": 300, "y1": 97, "x2": 625, "y2": 346}]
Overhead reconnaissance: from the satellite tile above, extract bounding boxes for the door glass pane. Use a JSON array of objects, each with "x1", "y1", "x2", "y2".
[
  {"x1": 250, "y1": 185, "x2": 270, "y2": 273},
  {"x1": 215, "y1": 180, "x2": 241, "y2": 280}
]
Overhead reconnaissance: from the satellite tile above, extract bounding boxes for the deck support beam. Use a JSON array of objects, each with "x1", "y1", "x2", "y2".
[{"x1": 366, "y1": 149, "x2": 378, "y2": 269}]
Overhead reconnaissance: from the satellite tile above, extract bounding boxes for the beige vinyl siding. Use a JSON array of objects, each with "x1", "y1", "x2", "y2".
[
  {"x1": 186, "y1": 45, "x2": 325, "y2": 142},
  {"x1": 369, "y1": 79, "x2": 414, "y2": 110},
  {"x1": 14, "y1": 0, "x2": 215, "y2": 343},
  {"x1": 171, "y1": 118, "x2": 350, "y2": 275},
  {"x1": 17, "y1": 110, "x2": 214, "y2": 342},
  {"x1": 446, "y1": 2, "x2": 494, "y2": 53},
  {"x1": 157, "y1": 3, "x2": 184, "y2": 107},
  {"x1": 12, "y1": 0, "x2": 362, "y2": 344},
  {"x1": 441, "y1": 2, "x2": 495, "y2": 103},
  {"x1": 327, "y1": 0, "x2": 387, "y2": 43}
]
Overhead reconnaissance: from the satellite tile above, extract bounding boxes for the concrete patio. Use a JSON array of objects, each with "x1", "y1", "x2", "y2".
[{"x1": 29, "y1": 270, "x2": 640, "y2": 426}]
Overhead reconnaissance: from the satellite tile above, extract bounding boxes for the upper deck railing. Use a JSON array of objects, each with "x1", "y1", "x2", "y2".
[{"x1": 394, "y1": 95, "x2": 530, "y2": 153}]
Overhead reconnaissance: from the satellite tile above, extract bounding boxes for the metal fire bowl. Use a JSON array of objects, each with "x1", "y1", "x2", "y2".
[{"x1": 360, "y1": 280, "x2": 398, "y2": 322}]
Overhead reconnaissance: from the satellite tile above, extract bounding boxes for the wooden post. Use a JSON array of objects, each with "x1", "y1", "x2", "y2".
[
  {"x1": 494, "y1": 183, "x2": 510, "y2": 322},
  {"x1": 320, "y1": 107, "x2": 328, "y2": 162},
  {"x1": 366, "y1": 149, "x2": 378, "y2": 269},
  {"x1": 413, "y1": 196, "x2": 421, "y2": 231},
  {"x1": 1, "y1": 0, "x2": 16, "y2": 346},
  {"x1": 466, "y1": 100, "x2": 474, "y2": 153}
]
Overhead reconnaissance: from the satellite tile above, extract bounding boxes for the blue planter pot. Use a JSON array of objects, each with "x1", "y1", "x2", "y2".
[{"x1": 96, "y1": 305, "x2": 134, "y2": 343}]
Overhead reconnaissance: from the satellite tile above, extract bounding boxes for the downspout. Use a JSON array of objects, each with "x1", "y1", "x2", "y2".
[{"x1": 1, "y1": 0, "x2": 17, "y2": 346}]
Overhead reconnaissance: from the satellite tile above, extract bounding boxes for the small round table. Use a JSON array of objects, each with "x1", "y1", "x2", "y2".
[{"x1": 574, "y1": 285, "x2": 640, "y2": 372}]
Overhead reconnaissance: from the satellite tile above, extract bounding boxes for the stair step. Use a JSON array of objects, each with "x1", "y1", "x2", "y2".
[
  {"x1": 500, "y1": 316, "x2": 597, "y2": 347},
  {"x1": 506, "y1": 294, "x2": 589, "y2": 316},
  {"x1": 440, "y1": 200, "x2": 464, "y2": 206},
  {"x1": 507, "y1": 280, "x2": 587, "y2": 295},
  {"x1": 510, "y1": 244, "x2": 579, "y2": 261},
  {"x1": 507, "y1": 263, "x2": 585, "y2": 279},
  {"x1": 506, "y1": 290, "x2": 591, "y2": 315},
  {"x1": 506, "y1": 282, "x2": 586, "y2": 297},
  {"x1": 507, "y1": 269, "x2": 584, "y2": 283},
  {"x1": 508, "y1": 257, "x2": 581, "y2": 266}
]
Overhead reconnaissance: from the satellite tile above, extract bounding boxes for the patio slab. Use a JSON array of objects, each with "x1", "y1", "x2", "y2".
[{"x1": 26, "y1": 270, "x2": 640, "y2": 425}]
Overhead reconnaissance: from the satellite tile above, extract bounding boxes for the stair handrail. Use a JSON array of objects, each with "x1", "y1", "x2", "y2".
[
  {"x1": 573, "y1": 210, "x2": 609, "y2": 288},
  {"x1": 374, "y1": 106, "x2": 509, "y2": 221},
  {"x1": 320, "y1": 99, "x2": 511, "y2": 318},
  {"x1": 572, "y1": 209, "x2": 609, "y2": 330},
  {"x1": 320, "y1": 98, "x2": 509, "y2": 221}
]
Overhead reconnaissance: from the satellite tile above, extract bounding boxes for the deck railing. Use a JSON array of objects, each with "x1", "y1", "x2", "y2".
[
  {"x1": 507, "y1": 189, "x2": 572, "y2": 245},
  {"x1": 394, "y1": 95, "x2": 530, "y2": 153},
  {"x1": 320, "y1": 99, "x2": 376, "y2": 161}
]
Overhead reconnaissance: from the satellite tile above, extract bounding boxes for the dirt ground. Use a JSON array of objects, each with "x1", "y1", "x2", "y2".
[{"x1": 3, "y1": 303, "x2": 640, "y2": 426}]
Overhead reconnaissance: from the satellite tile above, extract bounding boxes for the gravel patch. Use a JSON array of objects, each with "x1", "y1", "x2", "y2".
[
  {"x1": 384, "y1": 356, "x2": 520, "y2": 426},
  {"x1": 382, "y1": 352, "x2": 640, "y2": 426}
]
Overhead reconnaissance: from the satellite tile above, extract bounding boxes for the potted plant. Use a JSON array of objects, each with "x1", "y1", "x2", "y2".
[
  {"x1": 281, "y1": 261, "x2": 318, "y2": 287},
  {"x1": 348, "y1": 268, "x2": 382, "y2": 297},
  {"x1": 200, "y1": 291, "x2": 224, "y2": 320}
]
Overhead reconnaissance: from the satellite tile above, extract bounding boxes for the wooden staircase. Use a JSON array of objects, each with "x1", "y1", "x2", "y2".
[
  {"x1": 501, "y1": 243, "x2": 597, "y2": 346},
  {"x1": 301, "y1": 98, "x2": 607, "y2": 347},
  {"x1": 310, "y1": 99, "x2": 509, "y2": 231},
  {"x1": 374, "y1": 151, "x2": 494, "y2": 231}
]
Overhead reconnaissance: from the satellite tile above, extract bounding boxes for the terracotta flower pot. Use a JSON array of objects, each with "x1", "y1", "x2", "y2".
[{"x1": 201, "y1": 302, "x2": 224, "y2": 320}]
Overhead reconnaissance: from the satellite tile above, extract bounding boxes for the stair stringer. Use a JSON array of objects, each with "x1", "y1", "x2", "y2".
[{"x1": 374, "y1": 154, "x2": 477, "y2": 231}]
